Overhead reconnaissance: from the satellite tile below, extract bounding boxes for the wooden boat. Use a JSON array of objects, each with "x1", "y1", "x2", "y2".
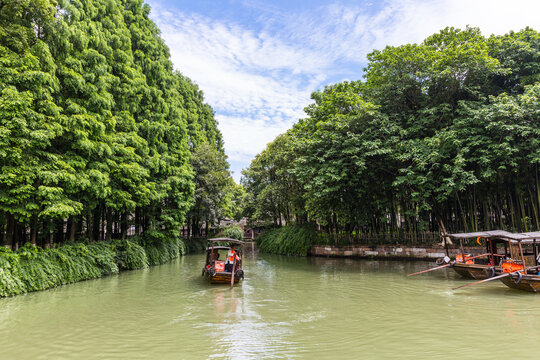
[
  {"x1": 201, "y1": 238, "x2": 245, "y2": 285},
  {"x1": 496, "y1": 231, "x2": 540, "y2": 293},
  {"x1": 451, "y1": 231, "x2": 540, "y2": 293},
  {"x1": 445, "y1": 231, "x2": 515, "y2": 280},
  {"x1": 452, "y1": 262, "x2": 497, "y2": 280},
  {"x1": 408, "y1": 230, "x2": 512, "y2": 279},
  {"x1": 500, "y1": 273, "x2": 540, "y2": 292}
]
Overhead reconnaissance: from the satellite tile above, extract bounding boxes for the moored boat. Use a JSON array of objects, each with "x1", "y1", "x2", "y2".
[
  {"x1": 496, "y1": 231, "x2": 540, "y2": 293},
  {"x1": 451, "y1": 231, "x2": 540, "y2": 293},
  {"x1": 500, "y1": 273, "x2": 540, "y2": 293},
  {"x1": 445, "y1": 230, "x2": 515, "y2": 280},
  {"x1": 452, "y1": 262, "x2": 497, "y2": 280},
  {"x1": 202, "y1": 238, "x2": 245, "y2": 285},
  {"x1": 408, "y1": 230, "x2": 511, "y2": 279}
]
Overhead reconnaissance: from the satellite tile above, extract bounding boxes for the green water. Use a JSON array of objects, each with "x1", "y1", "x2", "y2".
[{"x1": 1, "y1": 254, "x2": 540, "y2": 359}]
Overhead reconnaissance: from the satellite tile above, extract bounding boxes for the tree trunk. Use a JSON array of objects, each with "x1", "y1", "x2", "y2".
[
  {"x1": 135, "y1": 207, "x2": 141, "y2": 235},
  {"x1": 55, "y1": 219, "x2": 64, "y2": 244},
  {"x1": 30, "y1": 214, "x2": 38, "y2": 246},
  {"x1": 87, "y1": 208, "x2": 93, "y2": 242},
  {"x1": 69, "y1": 216, "x2": 77, "y2": 242},
  {"x1": 106, "y1": 207, "x2": 113, "y2": 241},
  {"x1": 92, "y1": 206, "x2": 100, "y2": 242},
  {"x1": 6, "y1": 213, "x2": 14, "y2": 250},
  {"x1": 121, "y1": 212, "x2": 128, "y2": 238}
]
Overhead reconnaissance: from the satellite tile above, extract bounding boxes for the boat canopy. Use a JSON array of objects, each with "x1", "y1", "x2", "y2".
[
  {"x1": 207, "y1": 237, "x2": 246, "y2": 245},
  {"x1": 446, "y1": 230, "x2": 540, "y2": 243},
  {"x1": 206, "y1": 246, "x2": 233, "y2": 251}
]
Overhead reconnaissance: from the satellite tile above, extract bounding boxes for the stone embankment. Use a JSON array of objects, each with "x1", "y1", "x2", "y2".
[{"x1": 309, "y1": 245, "x2": 483, "y2": 260}]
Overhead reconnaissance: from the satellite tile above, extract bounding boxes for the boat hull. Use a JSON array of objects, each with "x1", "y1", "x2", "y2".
[
  {"x1": 203, "y1": 270, "x2": 242, "y2": 284},
  {"x1": 452, "y1": 263, "x2": 499, "y2": 280},
  {"x1": 500, "y1": 273, "x2": 540, "y2": 293}
]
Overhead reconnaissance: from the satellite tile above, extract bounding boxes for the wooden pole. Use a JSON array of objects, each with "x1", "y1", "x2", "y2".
[
  {"x1": 488, "y1": 238, "x2": 495, "y2": 265},
  {"x1": 518, "y1": 241, "x2": 527, "y2": 275},
  {"x1": 534, "y1": 239, "x2": 538, "y2": 266},
  {"x1": 453, "y1": 272, "x2": 512, "y2": 290},
  {"x1": 443, "y1": 233, "x2": 450, "y2": 257},
  {"x1": 453, "y1": 265, "x2": 540, "y2": 290},
  {"x1": 407, "y1": 253, "x2": 491, "y2": 277},
  {"x1": 460, "y1": 238, "x2": 466, "y2": 263},
  {"x1": 407, "y1": 263, "x2": 453, "y2": 276}
]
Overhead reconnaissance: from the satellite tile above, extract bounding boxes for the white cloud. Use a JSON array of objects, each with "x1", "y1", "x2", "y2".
[
  {"x1": 147, "y1": 0, "x2": 540, "y2": 182},
  {"x1": 217, "y1": 114, "x2": 288, "y2": 162},
  {"x1": 148, "y1": 5, "x2": 322, "y2": 182}
]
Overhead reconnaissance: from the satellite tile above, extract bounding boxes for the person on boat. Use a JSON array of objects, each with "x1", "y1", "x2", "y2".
[{"x1": 225, "y1": 245, "x2": 241, "y2": 273}]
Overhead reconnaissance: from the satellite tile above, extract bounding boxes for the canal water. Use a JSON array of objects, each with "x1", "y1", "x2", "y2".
[{"x1": 1, "y1": 254, "x2": 540, "y2": 359}]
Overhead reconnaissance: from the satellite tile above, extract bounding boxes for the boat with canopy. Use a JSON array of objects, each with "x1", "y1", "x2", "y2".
[
  {"x1": 408, "y1": 230, "x2": 540, "y2": 286},
  {"x1": 494, "y1": 231, "x2": 540, "y2": 292},
  {"x1": 408, "y1": 230, "x2": 515, "y2": 279},
  {"x1": 201, "y1": 238, "x2": 245, "y2": 286},
  {"x1": 444, "y1": 230, "x2": 519, "y2": 280}
]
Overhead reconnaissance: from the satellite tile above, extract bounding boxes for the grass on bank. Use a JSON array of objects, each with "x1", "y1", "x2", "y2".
[
  {"x1": 0, "y1": 236, "x2": 205, "y2": 298},
  {"x1": 256, "y1": 225, "x2": 317, "y2": 256}
]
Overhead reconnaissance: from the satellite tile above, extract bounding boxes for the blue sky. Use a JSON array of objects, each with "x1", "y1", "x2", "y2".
[{"x1": 145, "y1": 0, "x2": 540, "y2": 182}]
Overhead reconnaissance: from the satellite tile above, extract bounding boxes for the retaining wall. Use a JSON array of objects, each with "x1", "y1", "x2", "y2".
[{"x1": 309, "y1": 245, "x2": 484, "y2": 260}]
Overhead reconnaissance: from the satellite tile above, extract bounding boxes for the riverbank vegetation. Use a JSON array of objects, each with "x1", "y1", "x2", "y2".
[
  {"x1": 222, "y1": 225, "x2": 244, "y2": 241},
  {"x1": 0, "y1": 238, "x2": 186, "y2": 297},
  {"x1": 244, "y1": 27, "x2": 540, "y2": 245},
  {"x1": 0, "y1": 0, "x2": 241, "y2": 251},
  {"x1": 257, "y1": 225, "x2": 317, "y2": 256}
]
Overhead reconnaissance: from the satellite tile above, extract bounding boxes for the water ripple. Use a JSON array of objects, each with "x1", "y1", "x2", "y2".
[{"x1": 1, "y1": 255, "x2": 540, "y2": 359}]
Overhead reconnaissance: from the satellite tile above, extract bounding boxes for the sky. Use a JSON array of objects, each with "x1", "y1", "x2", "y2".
[{"x1": 145, "y1": 0, "x2": 540, "y2": 182}]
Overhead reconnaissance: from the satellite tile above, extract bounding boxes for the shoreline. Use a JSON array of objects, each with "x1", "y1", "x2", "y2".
[{"x1": 309, "y1": 244, "x2": 483, "y2": 261}]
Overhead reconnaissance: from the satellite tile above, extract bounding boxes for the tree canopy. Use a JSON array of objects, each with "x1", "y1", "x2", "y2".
[
  {"x1": 0, "y1": 0, "x2": 236, "y2": 249},
  {"x1": 243, "y1": 26, "x2": 540, "y2": 243}
]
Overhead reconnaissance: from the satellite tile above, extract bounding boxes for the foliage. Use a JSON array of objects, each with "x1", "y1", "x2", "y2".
[
  {"x1": 112, "y1": 239, "x2": 148, "y2": 270},
  {"x1": 243, "y1": 26, "x2": 540, "y2": 244},
  {"x1": 139, "y1": 233, "x2": 185, "y2": 266},
  {"x1": 257, "y1": 225, "x2": 317, "y2": 256},
  {"x1": 0, "y1": 0, "x2": 235, "y2": 249},
  {"x1": 0, "y1": 236, "x2": 189, "y2": 297},
  {"x1": 241, "y1": 133, "x2": 305, "y2": 225},
  {"x1": 187, "y1": 143, "x2": 234, "y2": 236},
  {"x1": 182, "y1": 237, "x2": 207, "y2": 254},
  {"x1": 222, "y1": 225, "x2": 244, "y2": 241}
]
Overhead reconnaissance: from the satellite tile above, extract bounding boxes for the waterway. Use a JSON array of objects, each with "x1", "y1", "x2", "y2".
[{"x1": 1, "y1": 254, "x2": 540, "y2": 359}]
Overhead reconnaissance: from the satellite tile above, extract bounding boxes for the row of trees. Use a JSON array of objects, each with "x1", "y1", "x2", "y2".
[
  {"x1": 243, "y1": 27, "x2": 540, "y2": 243},
  {"x1": 0, "y1": 0, "x2": 241, "y2": 249}
]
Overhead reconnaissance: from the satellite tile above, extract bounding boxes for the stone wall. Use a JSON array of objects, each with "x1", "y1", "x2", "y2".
[{"x1": 309, "y1": 245, "x2": 484, "y2": 260}]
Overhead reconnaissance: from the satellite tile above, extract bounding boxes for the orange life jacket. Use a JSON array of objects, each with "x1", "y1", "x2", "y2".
[
  {"x1": 456, "y1": 254, "x2": 474, "y2": 264},
  {"x1": 228, "y1": 250, "x2": 237, "y2": 263},
  {"x1": 502, "y1": 261, "x2": 523, "y2": 273}
]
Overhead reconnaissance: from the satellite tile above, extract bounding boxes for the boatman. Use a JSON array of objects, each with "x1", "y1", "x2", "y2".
[{"x1": 225, "y1": 245, "x2": 241, "y2": 273}]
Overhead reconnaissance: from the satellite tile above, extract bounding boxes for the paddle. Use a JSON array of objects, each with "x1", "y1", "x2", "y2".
[
  {"x1": 407, "y1": 253, "x2": 491, "y2": 277},
  {"x1": 453, "y1": 265, "x2": 540, "y2": 290},
  {"x1": 407, "y1": 262, "x2": 454, "y2": 277},
  {"x1": 230, "y1": 256, "x2": 236, "y2": 288}
]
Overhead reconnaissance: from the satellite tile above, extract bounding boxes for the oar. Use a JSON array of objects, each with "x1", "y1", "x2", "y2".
[
  {"x1": 453, "y1": 265, "x2": 540, "y2": 291},
  {"x1": 230, "y1": 256, "x2": 236, "y2": 288},
  {"x1": 407, "y1": 262, "x2": 454, "y2": 277},
  {"x1": 407, "y1": 253, "x2": 491, "y2": 277}
]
